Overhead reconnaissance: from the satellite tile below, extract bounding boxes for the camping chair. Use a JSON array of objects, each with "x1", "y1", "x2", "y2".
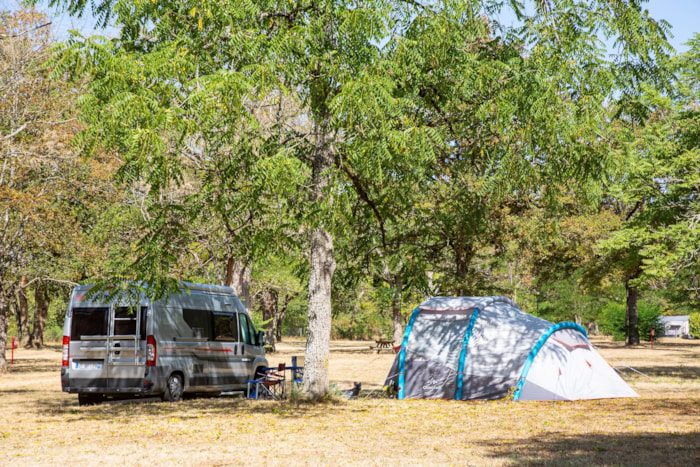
[{"x1": 247, "y1": 364, "x2": 286, "y2": 400}]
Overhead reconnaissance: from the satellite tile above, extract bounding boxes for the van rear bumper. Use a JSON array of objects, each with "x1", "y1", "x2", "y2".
[
  {"x1": 62, "y1": 380, "x2": 154, "y2": 394},
  {"x1": 61, "y1": 368, "x2": 158, "y2": 395}
]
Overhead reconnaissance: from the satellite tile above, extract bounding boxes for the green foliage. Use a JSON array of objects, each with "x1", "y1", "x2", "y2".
[
  {"x1": 594, "y1": 33, "x2": 700, "y2": 301},
  {"x1": 689, "y1": 313, "x2": 700, "y2": 339},
  {"x1": 23, "y1": 0, "x2": 687, "y2": 349},
  {"x1": 534, "y1": 274, "x2": 604, "y2": 324},
  {"x1": 601, "y1": 301, "x2": 663, "y2": 341}
]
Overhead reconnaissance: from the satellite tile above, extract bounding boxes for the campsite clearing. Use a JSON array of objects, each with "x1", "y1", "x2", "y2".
[{"x1": 1, "y1": 337, "x2": 699, "y2": 465}]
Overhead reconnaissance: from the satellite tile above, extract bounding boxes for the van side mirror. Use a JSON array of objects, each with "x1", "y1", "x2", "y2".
[{"x1": 257, "y1": 330, "x2": 265, "y2": 346}]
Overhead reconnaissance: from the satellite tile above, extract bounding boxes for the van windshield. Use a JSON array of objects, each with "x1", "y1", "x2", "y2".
[{"x1": 71, "y1": 307, "x2": 109, "y2": 339}]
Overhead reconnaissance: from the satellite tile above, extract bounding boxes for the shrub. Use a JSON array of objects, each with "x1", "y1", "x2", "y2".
[
  {"x1": 600, "y1": 301, "x2": 663, "y2": 341},
  {"x1": 689, "y1": 313, "x2": 700, "y2": 339},
  {"x1": 600, "y1": 302, "x2": 626, "y2": 341}
]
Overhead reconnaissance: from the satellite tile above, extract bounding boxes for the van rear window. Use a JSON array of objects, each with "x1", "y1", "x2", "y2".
[
  {"x1": 71, "y1": 307, "x2": 108, "y2": 339},
  {"x1": 114, "y1": 306, "x2": 148, "y2": 339}
]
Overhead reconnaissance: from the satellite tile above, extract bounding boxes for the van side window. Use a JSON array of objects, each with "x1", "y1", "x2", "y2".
[
  {"x1": 239, "y1": 313, "x2": 256, "y2": 345},
  {"x1": 213, "y1": 313, "x2": 237, "y2": 341},
  {"x1": 183, "y1": 309, "x2": 213, "y2": 339}
]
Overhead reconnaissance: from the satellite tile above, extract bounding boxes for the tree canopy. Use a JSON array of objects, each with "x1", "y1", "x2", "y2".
[{"x1": 3, "y1": 0, "x2": 695, "y2": 384}]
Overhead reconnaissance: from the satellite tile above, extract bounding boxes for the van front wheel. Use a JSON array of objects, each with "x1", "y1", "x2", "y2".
[{"x1": 162, "y1": 373, "x2": 184, "y2": 402}]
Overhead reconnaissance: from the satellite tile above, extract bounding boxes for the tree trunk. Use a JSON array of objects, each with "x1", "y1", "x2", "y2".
[
  {"x1": 18, "y1": 275, "x2": 29, "y2": 347},
  {"x1": 391, "y1": 276, "x2": 403, "y2": 345},
  {"x1": 275, "y1": 311, "x2": 285, "y2": 342},
  {"x1": 303, "y1": 226, "x2": 335, "y2": 398},
  {"x1": 453, "y1": 244, "x2": 474, "y2": 296},
  {"x1": 224, "y1": 256, "x2": 251, "y2": 310},
  {"x1": 0, "y1": 283, "x2": 11, "y2": 373},
  {"x1": 625, "y1": 278, "x2": 640, "y2": 345},
  {"x1": 276, "y1": 293, "x2": 294, "y2": 343},
  {"x1": 260, "y1": 288, "x2": 278, "y2": 351},
  {"x1": 302, "y1": 110, "x2": 336, "y2": 399},
  {"x1": 348, "y1": 289, "x2": 365, "y2": 340},
  {"x1": 31, "y1": 281, "x2": 49, "y2": 349}
]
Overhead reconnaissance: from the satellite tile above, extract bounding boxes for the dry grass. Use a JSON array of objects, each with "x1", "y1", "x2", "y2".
[{"x1": 1, "y1": 337, "x2": 699, "y2": 466}]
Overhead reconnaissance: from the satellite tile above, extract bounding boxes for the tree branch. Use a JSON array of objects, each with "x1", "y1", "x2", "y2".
[
  {"x1": 2, "y1": 123, "x2": 28, "y2": 140},
  {"x1": 0, "y1": 22, "x2": 52, "y2": 40},
  {"x1": 337, "y1": 161, "x2": 388, "y2": 251}
]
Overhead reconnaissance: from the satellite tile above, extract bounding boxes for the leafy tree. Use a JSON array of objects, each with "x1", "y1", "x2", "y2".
[
  {"x1": 593, "y1": 35, "x2": 700, "y2": 344},
  {"x1": 0, "y1": 7, "x2": 141, "y2": 367},
  {"x1": 0, "y1": 8, "x2": 81, "y2": 366},
  {"x1": 46, "y1": 0, "x2": 439, "y2": 397},
  {"x1": 600, "y1": 300, "x2": 663, "y2": 342},
  {"x1": 346, "y1": 0, "x2": 672, "y2": 304},
  {"x1": 43, "y1": 0, "x2": 673, "y2": 394},
  {"x1": 252, "y1": 254, "x2": 304, "y2": 349},
  {"x1": 689, "y1": 313, "x2": 700, "y2": 339}
]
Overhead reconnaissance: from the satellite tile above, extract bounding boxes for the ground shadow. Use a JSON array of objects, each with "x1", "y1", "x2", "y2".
[
  {"x1": 593, "y1": 340, "x2": 699, "y2": 351},
  {"x1": 479, "y1": 431, "x2": 700, "y2": 466},
  {"x1": 615, "y1": 365, "x2": 700, "y2": 380},
  {"x1": 35, "y1": 391, "x2": 345, "y2": 422},
  {"x1": 6, "y1": 362, "x2": 60, "y2": 374}
]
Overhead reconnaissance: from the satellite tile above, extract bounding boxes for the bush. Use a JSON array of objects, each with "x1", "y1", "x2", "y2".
[
  {"x1": 45, "y1": 325, "x2": 64, "y2": 343},
  {"x1": 600, "y1": 301, "x2": 663, "y2": 341},
  {"x1": 689, "y1": 313, "x2": 700, "y2": 339}
]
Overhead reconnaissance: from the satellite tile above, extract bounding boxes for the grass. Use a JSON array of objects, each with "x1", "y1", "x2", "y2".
[{"x1": 1, "y1": 337, "x2": 699, "y2": 465}]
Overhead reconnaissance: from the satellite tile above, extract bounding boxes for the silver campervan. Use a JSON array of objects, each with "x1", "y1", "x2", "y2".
[{"x1": 61, "y1": 282, "x2": 268, "y2": 405}]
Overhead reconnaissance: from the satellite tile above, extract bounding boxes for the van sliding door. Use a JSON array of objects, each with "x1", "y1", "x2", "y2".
[{"x1": 209, "y1": 312, "x2": 247, "y2": 386}]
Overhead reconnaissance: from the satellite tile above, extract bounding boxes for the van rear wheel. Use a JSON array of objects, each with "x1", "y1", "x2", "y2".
[{"x1": 162, "y1": 373, "x2": 184, "y2": 402}]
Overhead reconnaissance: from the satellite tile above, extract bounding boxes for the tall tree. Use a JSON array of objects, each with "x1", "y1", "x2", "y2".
[
  {"x1": 593, "y1": 35, "x2": 700, "y2": 343},
  {"x1": 0, "y1": 7, "x2": 135, "y2": 370},
  {"x1": 47, "y1": 0, "x2": 433, "y2": 398},
  {"x1": 1, "y1": 8, "x2": 58, "y2": 371},
  {"x1": 45, "y1": 0, "x2": 672, "y2": 392}
]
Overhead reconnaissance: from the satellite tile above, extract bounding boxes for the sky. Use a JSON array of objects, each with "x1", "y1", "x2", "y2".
[
  {"x1": 636, "y1": 0, "x2": 700, "y2": 52},
  {"x1": 1, "y1": 0, "x2": 698, "y2": 53}
]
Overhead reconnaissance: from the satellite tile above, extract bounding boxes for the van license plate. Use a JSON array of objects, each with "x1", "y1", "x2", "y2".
[{"x1": 74, "y1": 362, "x2": 102, "y2": 370}]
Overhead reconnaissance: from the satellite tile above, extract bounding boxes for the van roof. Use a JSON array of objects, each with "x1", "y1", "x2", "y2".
[{"x1": 73, "y1": 282, "x2": 236, "y2": 296}]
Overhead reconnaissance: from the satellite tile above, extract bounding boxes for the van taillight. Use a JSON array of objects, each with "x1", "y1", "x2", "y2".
[
  {"x1": 146, "y1": 335, "x2": 156, "y2": 366},
  {"x1": 62, "y1": 336, "x2": 70, "y2": 367}
]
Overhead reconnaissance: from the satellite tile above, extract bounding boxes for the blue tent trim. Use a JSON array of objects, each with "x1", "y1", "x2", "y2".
[
  {"x1": 397, "y1": 307, "x2": 421, "y2": 400},
  {"x1": 455, "y1": 307, "x2": 480, "y2": 400},
  {"x1": 512, "y1": 322, "x2": 588, "y2": 401}
]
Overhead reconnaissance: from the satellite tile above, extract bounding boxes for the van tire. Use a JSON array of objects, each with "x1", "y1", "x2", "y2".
[
  {"x1": 78, "y1": 393, "x2": 104, "y2": 406},
  {"x1": 162, "y1": 373, "x2": 184, "y2": 402}
]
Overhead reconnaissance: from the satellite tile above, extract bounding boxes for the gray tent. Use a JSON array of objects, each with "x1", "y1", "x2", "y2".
[{"x1": 385, "y1": 296, "x2": 637, "y2": 401}]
